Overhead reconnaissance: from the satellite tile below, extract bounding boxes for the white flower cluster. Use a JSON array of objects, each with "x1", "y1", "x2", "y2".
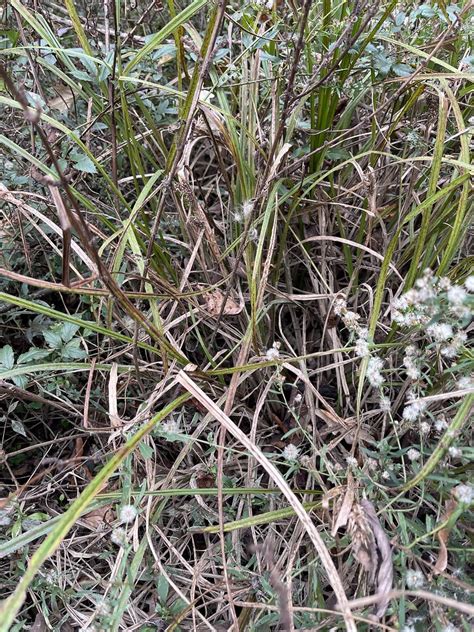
[
  {"x1": 454, "y1": 483, "x2": 473, "y2": 505},
  {"x1": 334, "y1": 297, "x2": 386, "y2": 388},
  {"x1": 457, "y1": 375, "x2": 473, "y2": 390},
  {"x1": 333, "y1": 297, "x2": 363, "y2": 334},
  {"x1": 161, "y1": 418, "x2": 182, "y2": 436},
  {"x1": 392, "y1": 270, "x2": 472, "y2": 358},
  {"x1": 367, "y1": 356, "x2": 384, "y2": 387},
  {"x1": 234, "y1": 199, "x2": 254, "y2": 223},
  {"x1": 111, "y1": 527, "x2": 128, "y2": 547},
  {"x1": 120, "y1": 504, "x2": 138, "y2": 524},
  {"x1": 266, "y1": 342, "x2": 281, "y2": 361},
  {"x1": 403, "y1": 345, "x2": 421, "y2": 380},
  {"x1": 406, "y1": 569, "x2": 424, "y2": 589},
  {"x1": 254, "y1": 0, "x2": 274, "y2": 9},
  {"x1": 402, "y1": 396, "x2": 427, "y2": 422},
  {"x1": 407, "y1": 448, "x2": 421, "y2": 461},
  {"x1": 282, "y1": 443, "x2": 299, "y2": 461}
]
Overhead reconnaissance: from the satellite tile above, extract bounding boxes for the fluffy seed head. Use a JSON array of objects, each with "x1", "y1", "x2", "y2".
[
  {"x1": 282, "y1": 443, "x2": 299, "y2": 461},
  {"x1": 120, "y1": 505, "x2": 138, "y2": 524},
  {"x1": 406, "y1": 569, "x2": 424, "y2": 589},
  {"x1": 454, "y1": 484, "x2": 474, "y2": 504}
]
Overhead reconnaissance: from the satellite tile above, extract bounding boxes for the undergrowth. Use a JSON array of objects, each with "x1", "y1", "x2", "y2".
[{"x1": 0, "y1": 0, "x2": 473, "y2": 631}]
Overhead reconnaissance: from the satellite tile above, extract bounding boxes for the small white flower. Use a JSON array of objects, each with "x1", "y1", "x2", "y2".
[
  {"x1": 406, "y1": 365, "x2": 421, "y2": 380},
  {"x1": 241, "y1": 200, "x2": 254, "y2": 219},
  {"x1": 354, "y1": 338, "x2": 370, "y2": 357},
  {"x1": 379, "y1": 395, "x2": 391, "y2": 412},
  {"x1": 346, "y1": 456, "x2": 358, "y2": 467},
  {"x1": 402, "y1": 398, "x2": 426, "y2": 422},
  {"x1": 44, "y1": 570, "x2": 57, "y2": 585},
  {"x1": 454, "y1": 483, "x2": 474, "y2": 504},
  {"x1": 367, "y1": 356, "x2": 384, "y2": 387},
  {"x1": 441, "y1": 624, "x2": 459, "y2": 632},
  {"x1": 381, "y1": 470, "x2": 390, "y2": 480},
  {"x1": 111, "y1": 527, "x2": 128, "y2": 547},
  {"x1": 448, "y1": 447, "x2": 462, "y2": 458},
  {"x1": 406, "y1": 569, "x2": 424, "y2": 589},
  {"x1": 427, "y1": 322, "x2": 453, "y2": 342},
  {"x1": 96, "y1": 599, "x2": 111, "y2": 616},
  {"x1": 333, "y1": 297, "x2": 347, "y2": 316},
  {"x1": 465, "y1": 275, "x2": 474, "y2": 292},
  {"x1": 453, "y1": 331, "x2": 467, "y2": 346},
  {"x1": 440, "y1": 344, "x2": 458, "y2": 358},
  {"x1": 282, "y1": 443, "x2": 299, "y2": 461},
  {"x1": 420, "y1": 421, "x2": 431, "y2": 434},
  {"x1": 120, "y1": 504, "x2": 138, "y2": 524},
  {"x1": 407, "y1": 448, "x2": 421, "y2": 461},
  {"x1": 248, "y1": 227, "x2": 259, "y2": 243},
  {"x1": 457, "y1": 375, "x2": 473, "y2": 390},
  {"x1": 402, "y1": 405, "x2": 419, "y2": 422},
  {"x1": 161, "y1": 418, "x2": 181, "y2": 435},
  {"x1": 266, "y1": 343, "x2": 280, "y2": 361},
  {"x1": 438, "y1": 276, "x2": 452, "y2": 290},
  {"x1": 435, "y1": 416, "x2": 448, "y2": 432},
  {"x1": 358, "y1": 327, "x2": 369, "y2": 339},
  {"x1": 342, "y1": 310, "x2": 360, "y2": 330},
  {"x1": 447, "y1": 285, "x2": 467, "y2": 305},
  {"x1": 366, "y1": 457, "x2": 378, "y2": 470}
]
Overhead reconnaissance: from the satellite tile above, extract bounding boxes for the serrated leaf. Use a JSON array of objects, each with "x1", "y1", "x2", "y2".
[
  {"x1": 61, "y1": 339, "x2": 87, "y2": 360},
  {"x1": 44, "y1": 330, "x2": 63, "y2": 349},
  {"x1": 0, "y1": 345, "x2": 15, "y2": 370},
  {"x1": 59, "y1": 322, "x2": 80, "y2": 342},
  {"x1": 17, "y1": 348, "x2": 52, "y2": 364},
  {"x1": 12, "y1": 375, "x2": 29, "y2": 388}
]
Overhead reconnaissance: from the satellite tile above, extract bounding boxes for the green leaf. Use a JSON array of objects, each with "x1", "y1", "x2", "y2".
[
  {"x1": 392, "y1": 63, "x2": 412, "y2": 77},
  {"x1": 59, "y1": 322, "x2": 81, "y2": 342},
  {"x1": 70, "y1": 151, "x2": 97, "y2": 174},
  {"x1": 61, "y1": 339, "x2": 87, "y2": 360},
  {"x1": 156, "y1": 574, "x2": 169, "y2": 603},
  {"x1": 124, "y1": 0, "x2": 207, "y2": 74},
  {"x1": 12, "y1": 376, "x2": 28, "y2": 388},
  {"x1": 17, "y1": 348, "x2": 52, "y2": 364},
  {"x1": 44, "y1": 330, "x2": 63, "y2": 349},
  {"x1": 0, "y1": 345, "x2": 15, "y2": 370},
  {"x1": 139, "y1": 442, "x2": 154, "y2": 460}
]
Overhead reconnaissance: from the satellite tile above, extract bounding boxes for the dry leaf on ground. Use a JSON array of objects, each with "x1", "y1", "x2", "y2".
[{"x1": 203, "y1": 288, "x2": 243, "y2": 316}]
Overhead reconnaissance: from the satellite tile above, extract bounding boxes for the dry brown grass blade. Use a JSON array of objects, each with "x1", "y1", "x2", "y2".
[
  {"x1": 48, "y1": 184, "x2": 72, "y2": 286},
  {"x1": 433, "y1": 497, "x2": 458, "y2": 576},
  {"x1": 175, "y1": 369, "x2": 357, "y2": 632},
  {"x1": 331, "y1": 473, "x2": 356, "y2": 537},
  {"x1": 360, "y1": 499, "x2": 393, "y2": 621},
  {"x1": 108, "y1": 362, "x2": 123, "y2": 428}
]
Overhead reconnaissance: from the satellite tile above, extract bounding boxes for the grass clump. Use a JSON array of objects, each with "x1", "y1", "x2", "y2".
[{"x1": 0, "y1": 0, "x2": 473, "y2": 630}]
